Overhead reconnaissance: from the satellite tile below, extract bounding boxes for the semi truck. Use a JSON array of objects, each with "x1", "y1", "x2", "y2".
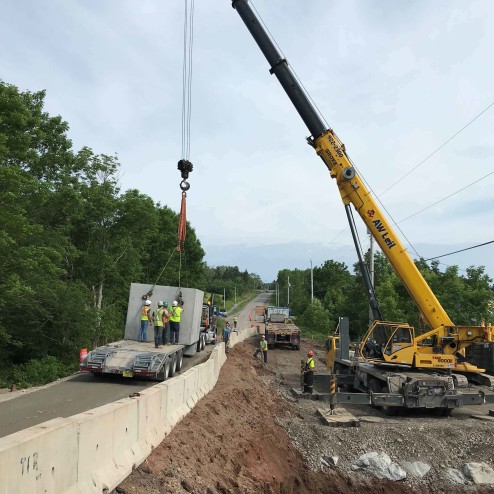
[
  {"x1": 232, "y1": 0, "x2": 494, "y2": 413},
  {"x1": 80, "y1": 284, "x2": 217, "y2": 381},
  {"x1": 264, "y1": 306, "x2": 300, "y2": 350}
]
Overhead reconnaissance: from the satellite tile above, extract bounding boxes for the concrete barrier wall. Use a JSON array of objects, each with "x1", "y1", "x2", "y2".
[{"x1": 0, "y1": 328, "x2": 254, "y2": 494}]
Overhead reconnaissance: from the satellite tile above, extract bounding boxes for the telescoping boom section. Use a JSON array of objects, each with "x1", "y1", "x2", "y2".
[{"x1": 232, "y1": 0, "x2": 493, "y2": 375}]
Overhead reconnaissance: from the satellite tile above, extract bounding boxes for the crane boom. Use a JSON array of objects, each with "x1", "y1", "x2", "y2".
[{"x1": 232, "y1": 0, "x2": 452, "y2": 330}]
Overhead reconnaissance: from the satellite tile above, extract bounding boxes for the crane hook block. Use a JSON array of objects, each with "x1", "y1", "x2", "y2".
[
  {"x1": 177, "y1": 159, "x2": 194, "y2": 180},
  {"x1": 180, "y1": 180, "x2": 190, "y2": 191}
]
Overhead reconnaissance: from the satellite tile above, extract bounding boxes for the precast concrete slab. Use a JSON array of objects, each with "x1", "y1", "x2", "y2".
[
  {"x1": 0, "y1": 417, "x2": 78, "y2": 494},
  {"x1": 125, "y1": 284, "x2": 203, "y2": 345}
]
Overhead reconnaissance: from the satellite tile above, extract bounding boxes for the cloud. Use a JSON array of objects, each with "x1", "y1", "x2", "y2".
[{"x1": 2, "y1": 0, "x2": 494, "y2": 282}]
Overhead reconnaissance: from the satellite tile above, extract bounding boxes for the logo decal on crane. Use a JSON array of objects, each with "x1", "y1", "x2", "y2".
[
  {"x1": 371, "y1": 219, "x2": 396, "y2": 250},
  {"x1": 367, "y1": 209, "x2": 375, "y2": 217}
]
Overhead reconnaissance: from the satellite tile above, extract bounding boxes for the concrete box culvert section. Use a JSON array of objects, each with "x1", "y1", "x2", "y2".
[{"x1": 0, "y1": 332, "x2": 256, "y2": 494}]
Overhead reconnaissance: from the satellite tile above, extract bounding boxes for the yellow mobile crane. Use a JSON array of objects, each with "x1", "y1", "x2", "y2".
[{"x1": 232, "y1": 0, "x2": 494, "y2": 412}]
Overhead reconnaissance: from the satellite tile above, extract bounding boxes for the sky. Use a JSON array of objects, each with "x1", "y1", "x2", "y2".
[{"x1": 1, "y1": 0, "x2": 493, "y2": 282}]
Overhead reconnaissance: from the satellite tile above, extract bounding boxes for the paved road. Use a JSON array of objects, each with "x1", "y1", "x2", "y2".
[
  {"x1": 0, "y1": 344, "x2": 214, "y2": 438},
  {"x1": 0, "y1": 292, "x2": 272, "y2": 438}
]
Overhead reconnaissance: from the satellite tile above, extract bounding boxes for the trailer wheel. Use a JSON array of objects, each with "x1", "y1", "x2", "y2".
[
  {"x1": 168, "y1": 354, "x2": 177, "y2": 378},
  {"x1": 161, "y1": 359, "x2": 171, "y2": 381},
  {"x1": 175, "y1": 350, "x2": 183, "y2": 372},
  {"x1": 200, "y1": 334, "x2": 206, "y2": 351},
  {"x1": 197, "y1": 337, "x2": 201, "y2": 352}
]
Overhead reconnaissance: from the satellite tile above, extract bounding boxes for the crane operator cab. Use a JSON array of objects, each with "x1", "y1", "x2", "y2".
[{"x1": 361, "y1": 321, "x2": 414, "y2": 364}]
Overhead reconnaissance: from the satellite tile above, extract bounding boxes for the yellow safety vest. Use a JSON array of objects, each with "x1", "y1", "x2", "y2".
[
  {"x1": 141, "y1": 306, "x2": 150, "y2": 321},
  {"x1": 170, "y1": 306, "x2": 182, "y2": 322},
  {"x1": 153, "y1": 308, "x2": 164, "y2": 326},
  {"x1": 305, "y1": 357, "x2": 315, "y2": 371},
  {"x1": 260, "y1": 339, "x2": 268, "y2": 351}
]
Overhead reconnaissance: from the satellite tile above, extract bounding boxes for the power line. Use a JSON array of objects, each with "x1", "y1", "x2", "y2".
[
  {"x1": 396, "y1": 170, "x2": 494, "y2": 224},
  {"x1": 380, "y1": 100, "x2": 494, "y2": 196},
  {"x1": 424, "y1": 240, "x2": 494, "y2": 261}
]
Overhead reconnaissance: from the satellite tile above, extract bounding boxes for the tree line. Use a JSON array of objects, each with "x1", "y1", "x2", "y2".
[
  {"x1": 274, "y1": 252, "x2": 494, "y2": 340},
  {"x1": 0, "y1": 82, "x2": 260, "y2": 387}
]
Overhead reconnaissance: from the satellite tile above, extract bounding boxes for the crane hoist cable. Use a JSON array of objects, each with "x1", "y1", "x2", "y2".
[
  {"x1": 176, "y1": 0, "x2": 195, "y2": 288},
  {"x1": 141, "y1": 1, "x2": 195, "y2": 300}
]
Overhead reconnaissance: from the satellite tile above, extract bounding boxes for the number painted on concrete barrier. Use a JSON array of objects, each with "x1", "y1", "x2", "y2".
[{"x1": 20, "y1": 451, "x2": 39, "y2": 476}]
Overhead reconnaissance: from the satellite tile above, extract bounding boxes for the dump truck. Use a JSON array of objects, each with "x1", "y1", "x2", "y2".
[
  {"x1": 80, "y1": 284, "x2": 216, "y2": 381},
  {"x1": 264, "y1": 306, "x2": 300, "y2": 350}
]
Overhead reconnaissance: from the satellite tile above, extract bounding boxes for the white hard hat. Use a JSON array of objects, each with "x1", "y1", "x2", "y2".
[
  {"x1": 145, "y1": 300, "x2": 152, "y2": 306},
  {"x1": 172, "y1": 300, "x2": 178, "y2": 307},
  {"x1": 158, "y1": 301, "x2": 164, "y2": 307}
]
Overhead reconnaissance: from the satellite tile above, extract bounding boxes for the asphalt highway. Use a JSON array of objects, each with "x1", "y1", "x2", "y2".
[{"x1": 0, "y1": 292, "x2": 270, "y2": 438}]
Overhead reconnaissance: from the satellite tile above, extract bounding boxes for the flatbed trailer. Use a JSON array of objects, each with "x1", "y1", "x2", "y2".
[
  {"x1": 265, "y1": 322, "x2": 300, "y2": 350},
  {"x1": 82, "y1": 341, "x2": 185, "y2": 381},
  {"x1": 81, "y1": 284, "x2": 215, "y2": 381}
]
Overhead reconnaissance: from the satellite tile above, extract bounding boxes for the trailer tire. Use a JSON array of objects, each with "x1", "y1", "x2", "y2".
[
  {"x1": 200, "y1": 334, "x2": 206, "y2": 351},
  {"x1": 175, "y1": 350, "x2": 183, "y2": 372},
  {"x1": 197, "y1": 337, "x2": 201, "y2": 352},
  {"x1": 161, "y1": 359, "x2": 171, "y2": 381},
  {"x1": 168, "y1": 354, "x2": 177, "y2": 378}
]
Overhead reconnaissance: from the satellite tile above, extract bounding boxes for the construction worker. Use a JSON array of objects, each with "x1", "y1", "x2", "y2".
[
  {"x1": 161, "y1": 302, "x2": 171, "y2": 345},
  {"x1": 169, "y1": 300, "x2": 183, "y2": 344},
  {"x1": 233, "y1": 316, "x2": 238, "y2": 330},
  {"x1": 303, "y1": 350, "x2": 315, "y2": 394},
  {"x1": 153, "y1": 301, "x2": 165, "y2": 348},
  {"x1": 224, "y1": 321, "x2": 231, "y2": 352},
  {"x1": 253, "y1": 334, "x2": 268, "y2": 363},
  {"x1": 139, "y1": 300, "x2": 152, "y2": 342}
]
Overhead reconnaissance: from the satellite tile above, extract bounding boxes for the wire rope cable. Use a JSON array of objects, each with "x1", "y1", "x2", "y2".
[
  {"x1": 380, "y1": 100, "x2": 494, "y2": 196},
  {"x1": 181, "y1": 0, "x2": 195, "y2": 160},
  {"x1": 424, "y1": 240, "x2": 494, "y2": 262}
]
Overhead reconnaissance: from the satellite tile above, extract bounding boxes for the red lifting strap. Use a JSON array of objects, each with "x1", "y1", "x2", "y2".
[{"x1": 176, "y1": 191, "x2": 187, "y2": 252}]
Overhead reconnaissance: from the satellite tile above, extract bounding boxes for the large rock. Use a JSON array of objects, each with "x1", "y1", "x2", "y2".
[
  {"x1": 463, "y1": 462, "x2": 494, "y2": 485},
  {"x1": 402, "y1": 461, "x2": 431, "y2": 478},
  {"x1": 351, "y1": 452, "x2": 406, "y2": 481},
  {"x1": 444, "y1": 468, "x2": 467, "y2": 484}
]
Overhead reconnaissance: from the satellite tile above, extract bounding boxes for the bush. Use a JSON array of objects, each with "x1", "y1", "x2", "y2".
[{"x1": 9, "y1": 356, "x2": 76, "y2": 389}]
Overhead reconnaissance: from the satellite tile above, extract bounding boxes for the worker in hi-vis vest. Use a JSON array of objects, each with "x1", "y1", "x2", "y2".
[
  {"x1": 303, "y1": 350, "x2": 315, "y2": 394},
  {"x1": 139, "y1": 300, "x2": 152, "y2": 342},
  {"x1": 152, "y1": 301, "x2": 166, "y2": 348},
  {"x1": 253, "y1": 334, "x2": 268, "y2": 364},
  {"x1": 169, "y1": 300, "x2": 183, "y2": 344}
]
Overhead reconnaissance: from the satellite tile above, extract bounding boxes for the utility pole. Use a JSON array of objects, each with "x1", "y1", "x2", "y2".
[
  {"x1": 224, "y1": 287, "x2": 226, "y2": 310},
  {"x1": 368, "y1": 230, "x2": 375, "y2": 326},
  {"x1": 310, "y1": 259, "x2": 314, "y2": 303},
  {"x1": 276, "y1": 282, "x2": 279, "y2": 306},
  {"x1": 234, "y1": 286, "x2": 237, "y2": 304},
  {"x1": 287, "y1": 276, "x2": 291, "y2": 307}
]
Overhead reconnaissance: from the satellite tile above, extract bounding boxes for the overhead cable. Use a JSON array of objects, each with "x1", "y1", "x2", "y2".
[
  {"x1": 424, "y1": 240, "x2": 494, "y2": 261},
  {"x1": 380, "y1": 100, "x2": 494, "y2": 196}
]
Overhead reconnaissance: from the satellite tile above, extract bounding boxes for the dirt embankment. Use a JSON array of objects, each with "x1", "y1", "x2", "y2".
[{"x1": 117, "y1": 341, "x2": 431, "y2": 494}]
